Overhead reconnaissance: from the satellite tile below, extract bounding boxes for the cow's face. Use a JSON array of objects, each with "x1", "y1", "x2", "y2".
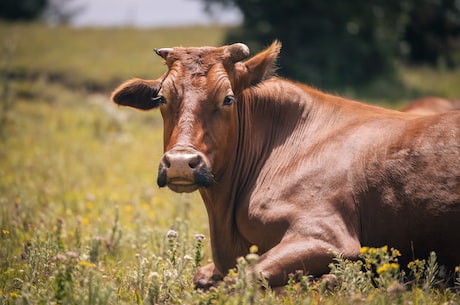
[{"x1": 112, "y1": 41, "x2": 281, "y2": 193}]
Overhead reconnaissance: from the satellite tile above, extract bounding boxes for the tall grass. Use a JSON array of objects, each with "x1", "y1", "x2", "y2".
[{"x1": 0, "y1": 23, "x2": 459, "y2": 304}]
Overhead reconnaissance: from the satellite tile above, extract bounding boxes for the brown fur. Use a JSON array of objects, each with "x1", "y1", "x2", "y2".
[
  {"x1": 401, "y1": 96, "x2": 460, "y2": 115},
  {"x1": 112, "y1": 41, "x2": 460, "y2": 288}
]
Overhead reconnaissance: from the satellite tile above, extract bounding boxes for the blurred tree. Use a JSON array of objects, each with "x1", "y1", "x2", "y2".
[
  {"x1": 403, "y1": 0, "x2": 460, "y2": 68},
  {"x1": 0, "y1": 0, "x2": 83, "y2": 24},
  {"x1": 0, "y1": 0, "x2": 48, "y2": 21},
  {"x1": 203, "y1": 0, "x2": 460, "y2": 89},
  {"x1": 43, "y1": 0, "x2": 84, "y2": 25}
]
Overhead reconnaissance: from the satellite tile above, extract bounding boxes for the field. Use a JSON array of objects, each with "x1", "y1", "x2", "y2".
[{"x1": 0, "y1": 23, "x2": 459, "y2": 304}]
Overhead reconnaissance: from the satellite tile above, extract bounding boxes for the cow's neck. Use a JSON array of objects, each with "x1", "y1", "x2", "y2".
[
  {"x1": 197, "y1": 79, "x2": 318, "y2": 272},
  {"x1": 199, "y1": 181, "x2": 246, "y2": 273}
]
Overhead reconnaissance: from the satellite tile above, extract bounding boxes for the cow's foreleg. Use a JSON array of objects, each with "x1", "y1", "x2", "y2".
[
  {"x1": 250, "y1": 237, "x2": 356, "y2": 287},
  {"x1": 193, "y1": 263, "x2": 223, "y2": 289}
]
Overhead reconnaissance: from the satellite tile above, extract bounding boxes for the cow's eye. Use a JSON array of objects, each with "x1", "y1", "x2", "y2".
[
  {"x1": 152, "y1": 95, "x2": 167, "y2": 106},
  {"x1": 223, "y1": 95, "x2": 235, "y2": 106}
]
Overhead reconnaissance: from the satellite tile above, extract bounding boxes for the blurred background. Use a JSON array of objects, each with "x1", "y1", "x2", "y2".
[{"x1": 1, "y1": 0, "x2": 460, "y2": 97}]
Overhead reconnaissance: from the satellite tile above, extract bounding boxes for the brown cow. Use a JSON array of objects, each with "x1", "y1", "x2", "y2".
[
  {"x1": 111, "y1": 41, "x2": 460, "y2": 289},
  {"x1": 401, "y1": 96, "x2": 460, "y2": 115}
]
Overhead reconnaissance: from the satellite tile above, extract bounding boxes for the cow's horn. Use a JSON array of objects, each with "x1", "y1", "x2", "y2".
[
  {"x1": 154, "y1": 48, "x2": 172, "y2": 59},
  {"x1": 226, "y1": 43, "x2": 250, "y2": 62}
]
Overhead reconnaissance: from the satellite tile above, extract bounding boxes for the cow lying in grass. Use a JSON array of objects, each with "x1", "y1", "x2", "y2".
[{"x1": 112, "y1": 41, "x2": 460, "y2": 289}]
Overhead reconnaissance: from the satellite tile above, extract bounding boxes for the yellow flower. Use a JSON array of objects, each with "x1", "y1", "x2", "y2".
[
  {"x1": 360, "y1": 247, "x2": 368, "y2": 254},
  {"x1": 392, "y1": 248, "x2": 402, "y2": 257},
  {"x1": 81, "y1": 217, "x2": 89, "y2": 226},
  {"x1": 15, "y1": 197, "x2": 21, "y2": 205},
  {"x1": 249, "y1": 245, "x2": 259, "y2": 254},
  {"x1": 382, "y1": 245, "x2": 388, "y2": 252},
  {"x1": 227, "y1": 269, "x2": 237, "y2": 278},
  {"x1": 10, "y1": 292, "x2": 18, "y2": 298},
  {"x1": 124, "y1": 204, "x2": 133, "y2": 213},
  {"x1": 85, "y1": 201, "x2": 94, "y2": 210},
  {"x1": 79, "y1": 261, "x2": 94, "y2": 268},
  {"x1": 377, "y1": 264, "x2": 388, "y2": 274},
  {"x1": 2, "y1": 229, "x2": 9, "y2": 235},
  {"x1": 377, "y1": 263, "x2": 398, "y2": 274}
]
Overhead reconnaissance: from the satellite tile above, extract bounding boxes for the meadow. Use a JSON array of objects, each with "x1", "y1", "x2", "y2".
[{"x1": 0, "y1": 22, "x2": 459, "y2": 304}]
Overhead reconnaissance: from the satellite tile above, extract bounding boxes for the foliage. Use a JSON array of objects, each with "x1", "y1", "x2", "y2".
[
  {"x1": 0, "y1": 0, "x2": 82, "y2": 24},
  {"x1": 0, "y1": 0, "x2": 47, "y2": 21},
  {"x1": 403, "y1": 0, "x2": 460, "y2": 68},
  {"x1": 0, "y1": 23, "x2": 460, "y2": 304},
  {"x1": 202, "y1": 0, "x2": 460, "y2": 90}
]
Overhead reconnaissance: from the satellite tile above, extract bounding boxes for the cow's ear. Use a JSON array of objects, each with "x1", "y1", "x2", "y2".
[
  {"x1": 111, "y1": 78, "x2": 162, "y2": 110},
  {"x1": 244, "y1": 40, "x2": 281, "y2": 85}
]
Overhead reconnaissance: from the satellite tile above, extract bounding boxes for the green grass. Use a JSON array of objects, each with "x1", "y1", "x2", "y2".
[
  {"x1": 0, "y1": 22, "x2": 229, "y2": 91},
  {"x1": 0, "y1": 22, "x2": 459, "y2": 304}
]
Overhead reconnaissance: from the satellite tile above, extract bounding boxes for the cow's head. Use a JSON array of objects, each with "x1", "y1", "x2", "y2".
[{"x1": 111, "y1": 41, "x2": 281, "y2": 193}]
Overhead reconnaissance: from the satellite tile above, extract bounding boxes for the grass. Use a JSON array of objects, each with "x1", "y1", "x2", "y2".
[{"x1": 0, "y1": 22, "x2": 459, "y2": 304}]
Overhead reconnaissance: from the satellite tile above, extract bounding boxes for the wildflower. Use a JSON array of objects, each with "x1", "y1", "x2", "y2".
[
  {"x1": 391, "y1": 248, "x2": 402, "y2": 257},
  {"x1": 15, "y1": 197, "x2": 21, "y2": 204},
  {"x1": 246, "y1": 253, "x2": 259, "y2": 264},
  {"x1": 149, "y1": 271, "x2": 160, "y2": 280},
  {"x1": 66, "y1": 251, "x2": 79, "y2": 259},
  {"x1": 377, "y1": 263, "x2": 398, "y2": 274},
  {"x1": 10, "y1": 292, "x2": 18, "y2": 298},
  {"x1": 227, "y1": 269, "x2": 237, "y2": 278},
  {"x1": 54, "y1": 254, "x2": 67, "y2": 262},
  {"x1": 360, "y1": 247, "x2": 368, "y2": 254},
  {"x1": 124, "y1": 204, "x2": 133, "y2": 213},
  {"x1": 167, "y1": 229, "x2": 178, "y2": 240},
  {"x1": 194, "y1": 233, "x2": 205, "y2": 241},
  {"x1": 249, "y1": 245, "x2": 258, "y2": 254},
  {"x1": 81, "y1": 217, "x2": 89, "y2": 226},
  {"x1": 79, "y1": 261, "x2": 94, "y2": 268},
  {"x1": 85, "y1": 201, "x2": 94, "y2": 210},
  {"x1": 2, "y1": 229, "x2": 9, "y2": 235}
]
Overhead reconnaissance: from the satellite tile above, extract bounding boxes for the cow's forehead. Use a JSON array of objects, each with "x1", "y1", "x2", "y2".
[{"x1": 165, "y1": 46, "x2": 228, "y2": 73}]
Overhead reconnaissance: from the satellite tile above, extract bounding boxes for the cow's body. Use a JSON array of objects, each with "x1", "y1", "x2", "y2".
[
  {"x1": 112, "y1": 41, "x2": 460, "y2": 288},
  {"x1": 401, "y1": 96, "x2": 460, "y2": 115}
]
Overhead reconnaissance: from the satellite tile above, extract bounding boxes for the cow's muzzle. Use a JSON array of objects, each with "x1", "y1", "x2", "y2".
[{"x1": 157, "y1": 149, "x2": 213, "y2": 193}]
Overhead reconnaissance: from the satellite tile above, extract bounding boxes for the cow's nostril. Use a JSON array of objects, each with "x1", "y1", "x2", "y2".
[
  {"x1": 163, "y1": 155, "x2": 171, "y2": 168},
  {"x1": 188, "y1": 154, "x2": 201, "y2": 169}
]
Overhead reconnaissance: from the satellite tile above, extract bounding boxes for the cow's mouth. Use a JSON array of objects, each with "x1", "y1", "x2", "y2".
[{"x1": 167, "y1": 179, "x2": 200, "y2": 193}]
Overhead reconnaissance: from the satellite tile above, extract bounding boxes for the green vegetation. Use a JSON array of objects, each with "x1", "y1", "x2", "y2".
[
  {"x1": 205, "y1": 0, "x2": 460, "y2": 91},
  {"x1": 0, "y1": 23, "x2": 459, "y2": 304}
]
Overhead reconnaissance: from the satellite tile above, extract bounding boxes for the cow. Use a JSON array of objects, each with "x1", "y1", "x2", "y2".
[
  {"x1": 111, "y1": 41, "x2": 460, "y2": 289},
  {"x1": 401, "y1": 96, "x2": 460, "y2": 115}
]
